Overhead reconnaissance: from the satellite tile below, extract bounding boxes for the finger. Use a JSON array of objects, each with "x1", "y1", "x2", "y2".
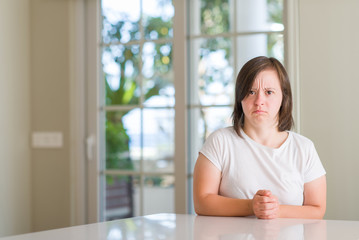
[
  {"x1": 256, "y1": 189, "x2": 272, "y2": 196},
  {"x1": 266, "y1": 196, "x2": 279, "y2": 203},
  {"x1": 258, "y1": 204, "x2": 280, "y2": 217},
  {"x1": 261, "y1": 209, "x2": 279, "y2": 219},
  {"x1": 254, "y1": 202, "x2": 279, "y2": 214},
  {"x1": 256, "y1": 195, "x2": 277, "y2": 204},
  {"x1": 268, "y1": 194, "x2": 278, "y2": 201},
  {"x1": 255, "y1": 209, "x2": 279, "y2": 219},
  {"x1": 261, "y1": 193, "x2": 279, "y2": 203},
  {"x1": 256, "y1": 202, "x2": 278, "y2": 212}
]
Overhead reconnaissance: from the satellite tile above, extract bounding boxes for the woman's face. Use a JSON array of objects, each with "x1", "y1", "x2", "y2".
[{"x1": 241, "y1": 69, "x2": 283, "y2": 129}]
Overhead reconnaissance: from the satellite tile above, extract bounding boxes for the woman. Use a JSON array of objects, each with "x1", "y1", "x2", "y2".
[{"x1": 193, "y1": 56, "x2": 326, "y2": 219}]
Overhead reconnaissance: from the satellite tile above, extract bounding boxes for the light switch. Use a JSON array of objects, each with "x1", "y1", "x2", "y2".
[{"x1": 32, "y1": 132, "x2": 63, "y2": 148}]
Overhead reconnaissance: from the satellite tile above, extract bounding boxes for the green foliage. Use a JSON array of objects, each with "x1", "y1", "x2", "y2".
[
  {"x1": 103, "y1": 16, "x2": 140, "y2": 43},
  {"x1": 102, "y1": 10, "x2": 173, "y2": 183},
  {"x1": 267, "y1": 0, "x2": 283, "y2": 24},
  {"x1": 145, "y1": 176, "x2": 164, "y2": 187},
  {"x1": 144, "y1": 17, "x2": 173, "y2": 39},
  {"x1": 201, "y1": 0, "x2": 230, "y2": 34},
  {"x1": 106, "y1": 110, "x2": 132, "y2": 170}
]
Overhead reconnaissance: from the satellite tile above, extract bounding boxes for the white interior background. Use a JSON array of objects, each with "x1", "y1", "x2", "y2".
[{"x1": 0, "y1": 0, "x2": 359, "y2": 237}]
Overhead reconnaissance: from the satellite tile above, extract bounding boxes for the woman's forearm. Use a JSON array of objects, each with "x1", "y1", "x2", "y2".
[
  {"x1": 279, "y1": 205, "x2": 326, "y2": 219},
  {"x1": 195, "y1": 195, "x2": 325, "y2": 219},
  {"x1": 194, "y1": 194, "x2": 254, "y2": 217}
]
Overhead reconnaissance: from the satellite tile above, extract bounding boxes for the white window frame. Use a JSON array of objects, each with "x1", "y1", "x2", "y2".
[
  {"x1": 84, "y1": 0, "x2": 188, "y2": 221},
  {"x1": 68, "y1": 0, "x2": 300, "y2": 224}
]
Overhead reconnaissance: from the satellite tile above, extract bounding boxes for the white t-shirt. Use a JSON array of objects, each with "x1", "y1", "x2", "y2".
[{"x1": 199, "y1": 127, "x2": 326, "y2": 205}]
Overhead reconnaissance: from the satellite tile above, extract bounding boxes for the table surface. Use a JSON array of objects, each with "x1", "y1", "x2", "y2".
[{"x1": 2, "y1": 214, "x2": 359, "y2": 240}]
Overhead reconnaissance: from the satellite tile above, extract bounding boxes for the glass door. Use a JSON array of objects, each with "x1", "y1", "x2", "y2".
[{"x1": 187, "y1": 0, "x2": 285, "y2": 212}]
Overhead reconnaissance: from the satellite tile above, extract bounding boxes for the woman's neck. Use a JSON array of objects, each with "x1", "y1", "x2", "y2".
[{"x1": 242, "y1": 124, "x2": 288, "y2": 149}]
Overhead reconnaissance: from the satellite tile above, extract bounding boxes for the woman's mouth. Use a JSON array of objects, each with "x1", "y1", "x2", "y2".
[{"x1": 253, "y1": 110, "x2": 266, "y2": 114}]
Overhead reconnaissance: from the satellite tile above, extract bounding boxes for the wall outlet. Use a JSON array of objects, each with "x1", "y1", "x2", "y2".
[{"x1": 32, "y1": 132, "x2": 63, "y2": 148}]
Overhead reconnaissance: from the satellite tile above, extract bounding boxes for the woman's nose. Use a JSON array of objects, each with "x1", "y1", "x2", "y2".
[{"x1": 254, "y1": 92, "x2": 264, "y2": 106}]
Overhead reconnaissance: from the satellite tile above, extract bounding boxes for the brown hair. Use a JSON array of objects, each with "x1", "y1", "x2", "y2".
[{"x1": 232, "y1": 56, "x2": 294, "y2": 135}]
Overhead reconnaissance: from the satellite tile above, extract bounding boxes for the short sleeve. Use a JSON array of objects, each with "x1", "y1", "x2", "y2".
[
  {"x1": 304, "y1": 141, "x2": 326, "y2": 183},
  {"x1": 199, "y1": 129, "x2": 225, "y2": 171}
]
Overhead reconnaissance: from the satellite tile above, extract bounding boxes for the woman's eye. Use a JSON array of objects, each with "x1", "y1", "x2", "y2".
[
  {"x1": 249, "y1": 91, "x2": 255, "y2": 95},
  {"x1": 266, "y1": 91, "x2": 273, "y2": 95}
]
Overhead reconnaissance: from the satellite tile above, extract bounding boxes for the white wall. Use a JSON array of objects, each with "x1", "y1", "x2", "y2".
[
  {"x1": 0, "y1": 0, "x2": 32, "y2": 237},
  {"x1": 30, "y1": 0, "x2": 72, "y2": 231},
  {"x1": 299, "y1": 0, "x2": 359, "y2": 220}
]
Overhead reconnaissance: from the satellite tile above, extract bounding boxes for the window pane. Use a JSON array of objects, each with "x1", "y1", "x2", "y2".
[
  {"x1": 200, "y1": 106, "x2": 232, "y2": 138},
  {"x1": 267, "y1": 0, "x2": 284, "y2": 25},
  {"x1": 236, "y1": 33, "x2": 284, "y2": 69},
  {"x1": 143, "y1": 109, "x2": 174, "y2": 173},
  {"x1": 143, "y1": 175, "x2": 174, "y2": 215},
  {"x1": 102, "y1": 45, "x2": 141, "y2": 105},
  {"x1": 268, "y1": 33, "x2": 284, "y2": 62},
  {"x1": 105, "y1": 175, "x2": 140, "y2": 220},
  {"x1": 236, "y1": 0, "x2": 284, "y2": 32},
  {"x1": 106, "y1": 110, "x2": 141, "y2": 171},
  {"x1": 142, "y1": 42, "x2": 174, "y2": 107},
  {"x1": 188, "y1": 106, "x2": 232, "y2": 173},
  {"x1": 189, "y1": 0, "x2": 230, "y2": 35},
  {"x1": 189, "y1": 38, "x2": 234, "y2": 106},
  {"x1": 143, "y1": 0, "x2": 174, "y2": 40},
  {"x1": 101, "y1": 0, "x2": 141, "y2": 44},
  {"x1": 201, "y1": 0, "x2": 230, "y2": 34}
]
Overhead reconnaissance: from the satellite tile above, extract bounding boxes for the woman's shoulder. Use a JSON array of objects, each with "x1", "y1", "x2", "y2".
[
  {"x1": 288, "y1": 131, "x2": 315, "y2": 147},
  {"x1": 204, "y1": 126, "x2": 237, "y2": 143},
  {"x1": 209, "y1": 126, "x2": 237, "y2": 138}
]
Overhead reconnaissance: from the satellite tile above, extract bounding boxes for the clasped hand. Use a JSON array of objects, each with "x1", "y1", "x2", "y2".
[{"x1": 252, "y1": 190, "x2": 280, "y2": 219}]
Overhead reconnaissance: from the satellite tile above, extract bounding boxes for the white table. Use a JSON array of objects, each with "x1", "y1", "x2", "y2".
[{"x1": 1, "y1": 214, "x2": 359, "y2": 240}]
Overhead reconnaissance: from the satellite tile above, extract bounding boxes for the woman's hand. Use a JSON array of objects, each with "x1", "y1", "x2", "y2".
[{"x1": 252, "y1": 190, "x2": 280, "y2": 219}]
